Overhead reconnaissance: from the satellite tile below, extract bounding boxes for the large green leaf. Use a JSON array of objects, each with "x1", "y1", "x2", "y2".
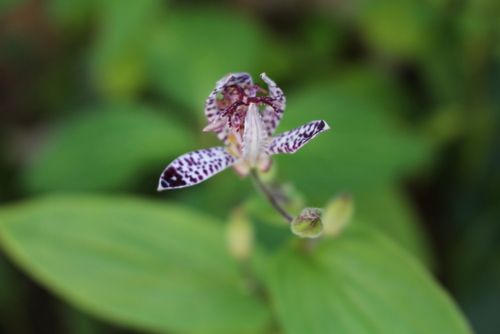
[
  {"x1": 354, "y1": 186, "x2": 432, "y2": 266},
  {"x1": 0, "y1": 195, "x2": 271, "y2": 333},
  {"x1": 264, "y1": 226, "x2": 472, "y2": 334},
  {"x1": 22, "y1": 104, "x2": 194, "y2": 192},
  {"x1": 148, "y1": 8, "x2": 267, "y2": 114}
]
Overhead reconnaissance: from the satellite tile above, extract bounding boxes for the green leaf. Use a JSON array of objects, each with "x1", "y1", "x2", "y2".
[
  {"x1": 148, "y1": 8, "x2": 267, "y2": 114},
  {"x1": 355, "y1": 0, "x2": 435, "y2": 57},
  {"x1": 177, "y1": 169, "x2": 253, "y2": 218},
  {"x1": 264, "y1": 226, "x2": 472, "y2": 334},
  {"x1": 354, "y1": 186, "x2": 432, "y2": 266},
  {"x1": 91, "y1": 0, "x2": 164, "y2": 97},
  {"x1": 0, "y1": 195, "x2": 271, "y2": 333},
  {"x1": 22, "y1": 103, "x2": 194, "y2": 192}
]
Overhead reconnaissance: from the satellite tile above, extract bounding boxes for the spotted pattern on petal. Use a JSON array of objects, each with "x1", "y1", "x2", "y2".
[
  {"x1": 205, "y1": 73, "x2": 253, "y2": 143},
  {"x1": 267, "y1": 120, "x2": 330, "y2": 155},
  {"x1": 261, "y1": 73, "x2": 286, "y2": 136},
  {"x1": 158, "y1": 147, "x2": 236, "y2": 190}
]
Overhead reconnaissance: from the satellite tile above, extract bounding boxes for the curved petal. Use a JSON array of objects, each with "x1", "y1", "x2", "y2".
[
  {"x1": 267, "y1": 120, "x2": 330, "y2": 155},
  {"x1": 260, "y1": 73, "x2": 286, "y2": 136},
  {"x1": 158, "y1": 147, "x2": 236, "y2": 190},
  {"x1": 204, "y1": 73, "x2": 253, "y2": 143}
]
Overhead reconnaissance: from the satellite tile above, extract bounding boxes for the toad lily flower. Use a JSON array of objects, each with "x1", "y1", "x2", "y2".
[{"x1": 158, "y1": 72, "x2": 330, "y2": 190}]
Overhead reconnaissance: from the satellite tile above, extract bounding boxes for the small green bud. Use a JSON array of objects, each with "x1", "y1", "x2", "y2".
[
  {"x1": 291, "y1": 208, "x2": 323, "y2": 238},
  {"x1": 226, "y1": 209, "x2": 254, "y2": 261},
  {"x1": 322, "y1": 193, "x2": 354, "y2": 236}
]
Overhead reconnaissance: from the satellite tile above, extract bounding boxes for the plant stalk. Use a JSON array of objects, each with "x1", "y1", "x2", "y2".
[{"x1": 249, "y1": 169, "x2": 293, "y2": 223}]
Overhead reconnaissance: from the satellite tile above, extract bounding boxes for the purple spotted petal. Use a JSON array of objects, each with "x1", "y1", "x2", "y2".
[
  {"x1": 267, "y1": 120, "x2": 330, "y2": 155},
  {"x1": 205, "y1": 72, "x2": 253, "y2": 124},
  {"x1": 260, "y1": 73, "x2": 286, "y2": 136},
  {"x1": 204, "y1": 72, "x2": 253, "y2": 143},
  {"x1": 158, "y1": 147, "x2": 236, "y2": 190}
]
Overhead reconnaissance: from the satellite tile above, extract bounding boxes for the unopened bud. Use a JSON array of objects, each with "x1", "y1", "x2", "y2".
[
  {"x1": 322, "y1": 193, "x2": 354, "y2": 236},
  {"x1": 291, "y1": 208, "x2": 323, "y2": 238},
  {"x1": 226, "y1": 209, "x2": 254, "y2": 261}
]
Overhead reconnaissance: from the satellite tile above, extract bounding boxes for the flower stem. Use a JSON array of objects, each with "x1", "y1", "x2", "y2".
[{"x1": 249, "y1": 169, "x2": 293, "y2": 223}]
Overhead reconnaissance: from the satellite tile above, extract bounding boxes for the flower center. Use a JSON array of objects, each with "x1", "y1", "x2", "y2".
[{"x1": 218, "y1": 84, "x2": 277, "y2": 131}]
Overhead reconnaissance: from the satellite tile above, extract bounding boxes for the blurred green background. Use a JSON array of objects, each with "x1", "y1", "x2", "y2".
[{"x1": 0, "y1": 0, "x2": 498, "y2": 333}]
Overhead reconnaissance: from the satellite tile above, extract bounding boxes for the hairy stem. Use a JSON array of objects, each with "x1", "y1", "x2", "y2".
[{"x1": 250, "y1": 169, "x2": 293, "y2": 223}]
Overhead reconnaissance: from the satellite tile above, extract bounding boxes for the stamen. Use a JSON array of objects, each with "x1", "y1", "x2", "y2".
[{"x1": 221, "y1": 84, "x2": 279, "y2": 126}]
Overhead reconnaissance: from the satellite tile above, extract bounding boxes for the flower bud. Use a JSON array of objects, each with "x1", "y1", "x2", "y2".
[
  {"x1": 322, "y1": 193, "x2": 354, "y2": 236},
  {"x1": 291, "y1": 208, "x2": 323, "y2": 238},
  {"x1": 226, "y1": 209, "x2": 254, "y2": 261}
]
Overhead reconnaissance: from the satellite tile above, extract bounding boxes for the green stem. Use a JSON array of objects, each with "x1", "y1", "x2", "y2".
[{"x1": 249, "y1": 169, "x2": 293, "y2": 223}]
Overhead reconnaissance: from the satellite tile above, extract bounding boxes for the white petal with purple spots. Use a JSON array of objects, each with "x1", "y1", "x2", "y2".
[
  {"x1": 260, "y1": 73, "x2": 286, "y2": 136},
  {"x1": 267, "y1": 120, "x2": 330, "y2": 155},
  {"x1": 204, "y1": 72, "x2": 253, "y2": 143},
  {"x1": 158, "y1": 147, "x2": 236, "y2": 190}
]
